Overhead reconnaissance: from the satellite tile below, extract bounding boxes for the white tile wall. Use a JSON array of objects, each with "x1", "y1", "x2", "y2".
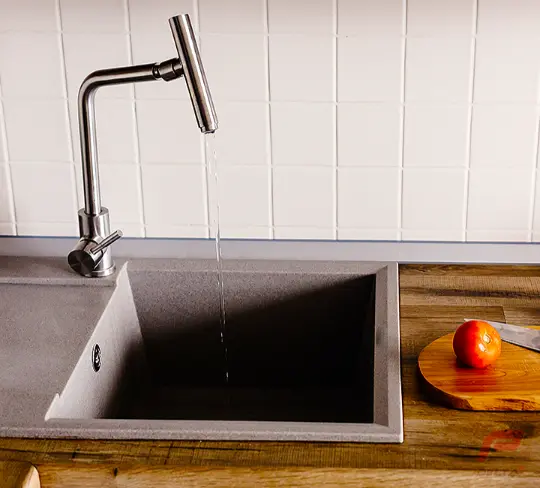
[
  {"x1": 339, "y1": 104, "x2": 401, "y2": 166},
  {"x1": 271, "y1": 103, "x2": 335, "y2": 166},
  {"x1": 1, "y1": 0, "x2": 540, "y2": 242},
  {"x1": 404, "y1": 105, "x2": 469, "y2": 167}
]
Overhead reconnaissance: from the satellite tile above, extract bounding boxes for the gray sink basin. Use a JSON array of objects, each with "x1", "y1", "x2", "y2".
[{"x1": 44, "y1": 259, "x2": 402, "y2": 442}]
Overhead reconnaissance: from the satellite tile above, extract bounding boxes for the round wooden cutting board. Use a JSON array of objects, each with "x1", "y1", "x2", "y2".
[{"x1": 418, "y1": 326, "x2": 540, "y2": 411}]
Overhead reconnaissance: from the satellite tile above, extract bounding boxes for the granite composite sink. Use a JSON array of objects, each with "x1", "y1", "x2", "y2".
[{"x1": 43, "y1": 259, "x2": 402, "y2": 442}]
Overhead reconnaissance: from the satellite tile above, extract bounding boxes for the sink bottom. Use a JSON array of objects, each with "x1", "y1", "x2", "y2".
[{"x1": 122, "y1": 385, "x2": 372, "y2": 423}]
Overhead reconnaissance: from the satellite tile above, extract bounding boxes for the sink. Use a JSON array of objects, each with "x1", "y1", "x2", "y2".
[{"x1": 46, "y1": 259, "x2": 402, "y2": 442}]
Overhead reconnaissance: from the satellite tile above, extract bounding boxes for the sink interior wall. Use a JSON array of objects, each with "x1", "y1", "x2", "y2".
[{"x1": 121, "y1": 267, "x2": 376, "y2": 423}]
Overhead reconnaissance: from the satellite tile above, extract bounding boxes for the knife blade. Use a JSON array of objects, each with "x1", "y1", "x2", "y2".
[{"x1": 464, "y1": 318, "x2": 540, "y2": 353}]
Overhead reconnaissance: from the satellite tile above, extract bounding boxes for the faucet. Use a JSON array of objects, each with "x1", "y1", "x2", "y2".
[{"x1": 68, "y1": 14, "x2": 218, "y2": 277}]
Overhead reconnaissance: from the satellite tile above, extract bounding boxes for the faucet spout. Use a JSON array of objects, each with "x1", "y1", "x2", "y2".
[{"x1": 169, "y1": 14, "x2": 219, "y2": 134}]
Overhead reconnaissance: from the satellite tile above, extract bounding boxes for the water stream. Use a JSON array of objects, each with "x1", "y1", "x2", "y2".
[{"x1": 205, "y1": 133, "x2": 229, "y2": 384}]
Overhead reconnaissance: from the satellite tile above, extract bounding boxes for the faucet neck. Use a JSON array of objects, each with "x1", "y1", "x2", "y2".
[{"x1": 78, "y1": 60, "x2": 183, "y2": 216}]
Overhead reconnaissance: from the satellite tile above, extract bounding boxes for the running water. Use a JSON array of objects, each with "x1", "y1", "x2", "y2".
[{"x1": 205, "y1": 133, "x2": 229, "y2": 384}]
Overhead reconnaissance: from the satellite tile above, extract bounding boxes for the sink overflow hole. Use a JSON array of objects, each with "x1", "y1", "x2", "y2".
[{"x1": 92, "y1": 344, "x2": 101, "y2": 372}]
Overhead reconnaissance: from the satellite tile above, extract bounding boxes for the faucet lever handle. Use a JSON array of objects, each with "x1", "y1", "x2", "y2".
[{"x1": 93, "y1": 230, "x2": 123, "y2": 254}]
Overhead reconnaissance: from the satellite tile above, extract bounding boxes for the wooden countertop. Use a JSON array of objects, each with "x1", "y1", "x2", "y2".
[{"x1": 2, "y1": 264, "x2": 540, "y2": 486}]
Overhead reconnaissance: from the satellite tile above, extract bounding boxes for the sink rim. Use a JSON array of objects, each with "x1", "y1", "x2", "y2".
[
  {"x1": 0, "y1": 259, "x2": 402, "y2": 443},
  {"x1": 46, "y1": 261, "x2": 403, "y2": 443}
]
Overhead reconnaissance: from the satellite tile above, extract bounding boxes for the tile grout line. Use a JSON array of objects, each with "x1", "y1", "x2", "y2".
[
  {"x1": 463, "y1": 0, "x2": 479, "y2": 243},
  {"x1": 0, "y1": 81, "x2": 17, "y2": 234},
  {"x1": 195, "y1": 0, "x2": 212, "y2": 238},
  {"x1": 55, "y1": 0, "x2": 79, "y2": 224},
  {"x1": 332, "y1": 0, "x2": 338, "y2": 241},
  {"x1": 398, "y1": 0, "x2": 408, "y2": 241},
  {"x1": 2, "y1": 95, "x2": 540, "y2": 107},
  {"x1": 124, "y1": 0, "x2": 148, "y2": 238},
  {"x1": 264, "y1": 0, "x2": 275, "y2": 240}
]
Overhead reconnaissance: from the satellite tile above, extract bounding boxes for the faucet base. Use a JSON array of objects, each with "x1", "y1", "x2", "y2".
[
  {"x1": 88, "y1": 262, "x2": 116, "y2": 278},
  {"x1": 69, "y1": 208, "x2": 116, "y2": 277}
]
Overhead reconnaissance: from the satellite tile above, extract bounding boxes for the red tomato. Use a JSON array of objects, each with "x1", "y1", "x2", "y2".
[{"x1": 452, "y1": 320, "x2": 502, "y2": 368}]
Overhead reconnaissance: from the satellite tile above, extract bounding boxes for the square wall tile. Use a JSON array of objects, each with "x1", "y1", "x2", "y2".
[
  {"x1": 145, "y1": 224, "x2": 208, "y2": 238},
  {"x1": 404, "y1": 105, "x2": 469, "y2": 167},
  {"x1": 0, "y1": 0, "x2": 58, "y2": 31},
  {"x1": 273, "y1": 166, "x2": 333, "y2": 227},
  {"x1": 11, "y1": 163, "x2": 76, "y2": 222},
  {"x1": 129, "y1": 0, "x2": 195, "y2": 100},
  {"x1": 338, "y1": 36, "x2": 403, "y2": 102},
  {"x1": 270, "y1": 35, "x2": 334, "y2": 102},
  {"x1": 338, "y1": 103, "x2": 401, "y2": 166},
  {"x1": 0, "y1": 33, "x2": 64, "y2": 98},
  {"x1": 477, "y1": 0, "x2": 540, "y2": 38},
  {"x1": 531, "y1": 171, "x2": 540, "y2": 233},
  {"x1": 0, "y1": 165, "x2": 14, "y2": 222},
  {"x1": 274, "y1": 227, "x2": 334, "y2": 240},
  {"x1": 401, "y1": 229, "x2": 464, "y2": 241},
  {"x1": 269, "y1": 0, "x2": 335, "y2": 34},
  {"x1": 337, "y1": 167, "x2": 400, "y2": 228},
  {"x1": 467, "y1": 168, "x2": 533, "y2": 231},
  {"x1": 406, "y1": 38, "x2": 473, "y2": 102},
  {"x1": 0, "y1": 124, "x2": 4, "y2": 162},
  {"x1": 200, "y1": 0, "x2": 265, "y2": 33},
  {"x1": 136, "y1": 100, "x2": 203, "y2": 163},
  {"x1": 17, "y1": 222, "x2": 78, "y2": 237},
  {"x1": 114, "y1": 223, "x2": 144, "y2": 237},
  {"x1": 338, "y1": 0, "x2": 404, "y2": 36},
  {"x1": 220, "y1": 226, "x2": 271, "y2": 239},
  {"x1": 60, "y1": 0, "x2": 127, "y2": 33},
  {"x1": 141, "y1": 164, "x2": 206, "y2": 226},
  {"x1": 407, "y1": 0, "x2": 475, "y2": 36},
  {"x1": 4, "y1": 100, "x2": 71, "y2": 162},
  {"x1": 100, "y1": 164, "x2": 142, "y2": 223},
  {"x1": 214, "y1": 165, "x2": 269, "y2": 227},
  {"x1": 128, "y1": 0, "x2": 196, "y2": 34},
  {"x1": 402, "y1": 168, "x2": 466, "y2": 231},
  {"x1": 63, "y1": 34, "x2": 132, "y2": 99},
  {"x1": 0, "y1": 223, "x2": 15, "y2": 236},
  {"x1": 217, "y1": 102, "x2": 269, "y2": 165},
  {"x1": 467, "y1": 230, "x2": 530, "y2": 242},
  {"x1": 271, "y1": 103, "x2": 335, "y2": 166},
  {"x1": 474, "y1": 37, "x2": 540, "y2": 103},
  {"x1": 95, "y1": 99, "x2": 137, "y2": 164},
  {"x1": 202, "y1": 34, "x2": 267, "y2": 102},
  {"x1": 470, "y1": 105, "x2": 538, "y2": 169},
  {"x1": 338, "y1": 228, "x2": 399, "y2": 240}
]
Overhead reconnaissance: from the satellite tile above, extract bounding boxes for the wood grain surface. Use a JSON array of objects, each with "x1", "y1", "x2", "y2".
[
  {"x1": 418, "y1": 326, "x2": 540, "y2": 411},
  {"x1": 34, "y1": 466, "x2": 540, "y2": 487},
  {"x1": 0, "y1": 461, "x2": 40, "y2": 488},
  {"x1": 2, "y1": 264, "x2": 540, "y2": 486}
]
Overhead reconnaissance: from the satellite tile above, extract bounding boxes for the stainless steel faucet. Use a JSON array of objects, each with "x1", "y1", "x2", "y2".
[{"x1": 68, "y1": 14, "x2": 218, "y2": 277}]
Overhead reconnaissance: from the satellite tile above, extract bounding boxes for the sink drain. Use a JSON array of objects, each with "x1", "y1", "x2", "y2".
[{"x1": 92, "y1": 344, "x2": 101, "y2": 372}]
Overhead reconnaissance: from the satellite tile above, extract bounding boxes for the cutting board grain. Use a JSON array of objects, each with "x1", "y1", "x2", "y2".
[
  {"x1": 0, "y1": 461, "x2": 40, "y2": 488},
  {"x1": 419, "y1": 326, "x2": 540, "y2": 411}
]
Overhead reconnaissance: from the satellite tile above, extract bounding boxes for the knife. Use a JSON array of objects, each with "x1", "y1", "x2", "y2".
[{"x1": 464, "y1": 318, "x2": 540, "y2": 353}]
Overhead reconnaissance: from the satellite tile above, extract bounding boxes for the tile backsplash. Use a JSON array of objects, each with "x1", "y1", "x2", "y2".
[{"x1": 1, "y1": 0, "x2": 540, "y2": 242}]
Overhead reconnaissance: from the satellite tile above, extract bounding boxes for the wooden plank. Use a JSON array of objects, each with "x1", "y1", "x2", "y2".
[
  {"x1": 400, "y1": 264, "x2": 540, "y2": 277},
  {"x1": 35, "y1": 466, "x2": 540, "y2": 488},
  {"x1": 0, "y1": 461, "x2": 39, "y2": 488}
]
